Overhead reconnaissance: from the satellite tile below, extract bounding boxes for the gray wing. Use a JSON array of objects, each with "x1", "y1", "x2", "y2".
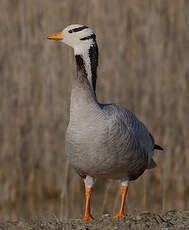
[
  {"x1": 102, "y1": 103, "x2": 156, "y2": 175},
  {"x1": 102, "y1": 103, "x2": 154, "y2": 152}
]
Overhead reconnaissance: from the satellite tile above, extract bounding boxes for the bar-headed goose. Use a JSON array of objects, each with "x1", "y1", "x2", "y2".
[{"x1": 48, "y1": 24, "x2": 163, "y2": 221}]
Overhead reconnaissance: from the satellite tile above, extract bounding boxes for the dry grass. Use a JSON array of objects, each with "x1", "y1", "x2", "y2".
[{"x1": 0, "y1": 0, "x2": 189, "y2": 220}]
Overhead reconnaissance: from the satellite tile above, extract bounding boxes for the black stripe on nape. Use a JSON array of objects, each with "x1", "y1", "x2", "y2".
[
  {"x1": 80, "y1": 34, "x2": 96, "y2": 41},
  {"x1": 89, "y1": 43, "x2": 98, "y2": 92},
  {"x1": 72, "y1": 26, "x2": 88, "y2": 33}
]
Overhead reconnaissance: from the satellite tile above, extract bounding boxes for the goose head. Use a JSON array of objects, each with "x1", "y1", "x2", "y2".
[{"x1": 48, "y1": 24, "x2": 96, "y2": 55}]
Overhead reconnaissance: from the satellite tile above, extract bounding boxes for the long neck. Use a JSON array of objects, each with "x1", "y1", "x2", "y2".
[
  {"x1": 73, "y1": 43, "x2": 98, "y2": 100},
  {"x1": 69, "y1": 42, "x2": 100, "y2": 123}
]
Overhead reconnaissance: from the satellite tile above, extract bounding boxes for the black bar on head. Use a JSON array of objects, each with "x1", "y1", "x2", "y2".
[
  {"x1": 80, "y1": 34, "x2": 96, "y2": 41},
  {"x1": 72, "y1": 26, "x2": 88, "y2": 32}
]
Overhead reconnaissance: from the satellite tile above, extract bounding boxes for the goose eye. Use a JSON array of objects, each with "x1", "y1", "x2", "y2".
[{"x1": 68, "y1": 29, "x2": 73, "y2": 33}]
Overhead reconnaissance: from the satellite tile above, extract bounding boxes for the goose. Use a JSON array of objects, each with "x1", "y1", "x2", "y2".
[{"x1": 48, "y1": 24, "x2": 163, "y2": 221}]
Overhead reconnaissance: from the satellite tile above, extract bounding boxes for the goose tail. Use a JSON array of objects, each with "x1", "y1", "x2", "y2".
[{"x1": 154, "y1": 144, "x2": 164, "y2": 151}]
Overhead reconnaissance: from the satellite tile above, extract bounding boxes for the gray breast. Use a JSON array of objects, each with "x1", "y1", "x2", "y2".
[{"x1": 65, "y1": 111, "x2": 117, "y2": 177}]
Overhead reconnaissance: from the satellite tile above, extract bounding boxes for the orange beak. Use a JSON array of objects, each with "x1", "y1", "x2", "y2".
[{"x1": 47, "y1": 31, "x2": 63, "y2": 40}]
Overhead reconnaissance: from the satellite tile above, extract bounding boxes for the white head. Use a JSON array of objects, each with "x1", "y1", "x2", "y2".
[{"x1": 48, "y1": 24, "x2": 96, "y2": 55}]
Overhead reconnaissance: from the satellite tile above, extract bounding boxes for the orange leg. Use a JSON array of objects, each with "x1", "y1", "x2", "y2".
[
  {"x1": 83, "y1": 187, "x2": 94, "y2": 221},
  {"x1": 114, "y1": 185, "x2": 128, "y2": 220}
]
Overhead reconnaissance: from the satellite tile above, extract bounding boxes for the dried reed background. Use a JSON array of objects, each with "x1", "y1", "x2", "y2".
[{"x1": 0, "y1": 0, "x2": 189, "y2": 220}]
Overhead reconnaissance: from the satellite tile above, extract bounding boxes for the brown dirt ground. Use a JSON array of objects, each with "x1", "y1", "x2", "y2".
[{"x1": 0, "y1": 211, "x2": 188, "y2": 230}]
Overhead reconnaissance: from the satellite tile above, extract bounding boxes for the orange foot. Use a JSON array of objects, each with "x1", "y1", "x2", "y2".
[
  {"x1": 83, "y1": 215, "x2": 94, "y2": 221},
  {"x1": 114, "y1": 212, "x2": 125, "y2": 220}
]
